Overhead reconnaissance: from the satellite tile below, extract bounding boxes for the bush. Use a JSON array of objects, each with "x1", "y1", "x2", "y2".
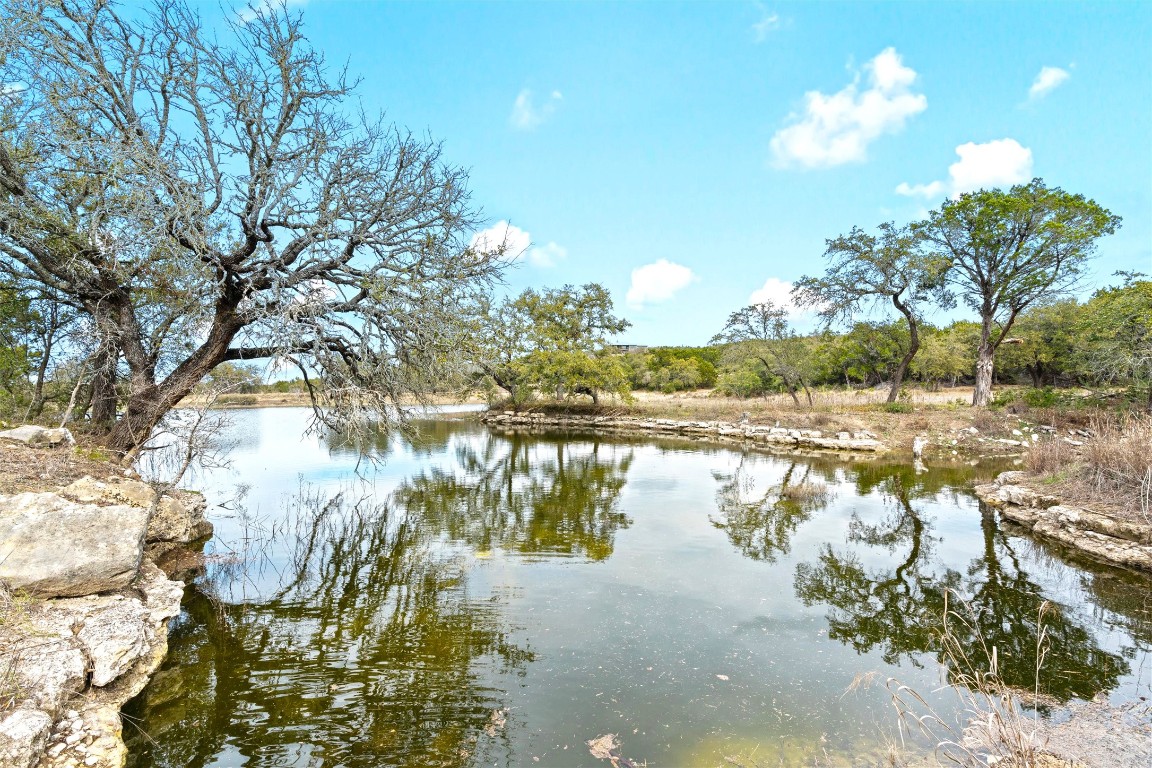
[
  {"x1": 882, "y1": 402, "x2": 913, "y2": 414},
  {"x1": 1023, "y1": 387, "x2": 1059, "y2": 408},
  {"x1": 1082, "y1": 415, "x2": 1152, "y2": 518}
]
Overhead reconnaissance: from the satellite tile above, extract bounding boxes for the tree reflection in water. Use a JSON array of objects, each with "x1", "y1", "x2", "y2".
[
  {"x1": 792, "y1": 465, "x2": 1128, "y2": 702},
  {"x1": 124, "y1": 489, "x2": 532, "y2": 768},
  {"x1": 710, "y1": 457, "x2": 829, "y2": 563},
  {"x1": 393, "y1": 432, "x2": 634, "y2": 560}
]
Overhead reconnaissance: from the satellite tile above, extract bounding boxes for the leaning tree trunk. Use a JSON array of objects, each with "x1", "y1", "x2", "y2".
[{"x1": 887, "y1": 299, "x2": 920, "y2": 404}]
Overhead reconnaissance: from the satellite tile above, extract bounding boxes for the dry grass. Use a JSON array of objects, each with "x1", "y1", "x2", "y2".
[
  {"x1": 1024, "y1": 438, "x2": 1075, "y2": 475},
  {"x1": 882, "y1": 593, "x2": 1062, "y2": 768},
  {"x1": 0, "y1": 439, "x2": 119, "y2": 495},
  {"x1": 1080, "y1": 414, "x2": 1152, "y2": 521},
  {"x1": 0, "y1": 582, "x2": 35, "y2": 713},
  {"x1": 1033, "y1": 414, "x2": 1152, "y2": 523}
]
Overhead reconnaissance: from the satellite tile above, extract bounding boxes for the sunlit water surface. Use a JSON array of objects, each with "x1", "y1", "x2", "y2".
[{"x1": 124, "y1": 408, "x2": 1151, "y2": 767}]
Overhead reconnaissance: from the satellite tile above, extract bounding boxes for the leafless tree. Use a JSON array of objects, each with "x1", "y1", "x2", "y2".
[{"x1": 0, "y1": 0, "x2": 508, "y2": 455}]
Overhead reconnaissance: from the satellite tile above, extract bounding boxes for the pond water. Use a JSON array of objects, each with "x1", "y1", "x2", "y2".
[{"x1": 124, "y1": 408, "x2": 1152, "y2": 767}]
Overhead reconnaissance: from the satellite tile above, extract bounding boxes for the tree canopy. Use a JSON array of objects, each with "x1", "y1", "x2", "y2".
[
  {"x1": 0, "y1": 0, "x2": 507, "y2": 454},
  {"x1": 917, "y1": 178, "x2": 1120, "y2": 406},
  {"x1": 794, "y1": 222, "x2": 950, "y2": 402}
]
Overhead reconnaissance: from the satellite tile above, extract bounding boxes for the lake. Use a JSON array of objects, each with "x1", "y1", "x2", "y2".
[{"x1": 124, "y1": 408, "x2": 1151, "y2": 767}]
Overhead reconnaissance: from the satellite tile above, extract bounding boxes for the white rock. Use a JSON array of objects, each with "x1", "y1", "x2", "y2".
[
  {"x1": 0, "y1": 425, "x2": 74, "y2": 447},
  {"x1": 0, "y1": 708, "x2": 53, "y2": 768},
  {"x1": 0, "y1": 492, "x2": 148, "y2": 598}
]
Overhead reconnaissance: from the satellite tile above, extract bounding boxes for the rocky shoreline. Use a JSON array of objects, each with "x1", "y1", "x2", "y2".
[
  {"x1": 0, "y1": 427, "x2": 212, "y2": 768},
  {"x1": 974, "y1": 470, "x2": 1152, "y2": 573},
  {"x1": 480, "y1": 411, "x2": 889, "y2": 453}
]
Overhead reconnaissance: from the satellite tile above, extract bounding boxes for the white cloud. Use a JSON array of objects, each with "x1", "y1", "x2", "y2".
[
  {"x1": 528, "y1": 241, "x2": 567, "y2": 268},
  {"x1": 749, "y1": 277, "x2": 810, "y2": 317},
  {"x1": 470, "y1": 221, "x2": 530, "y2": 260},
  {"x1": 770, "y1": 47, "x2": 927, "y2": 169},
  {"x1": 469, "y1": 221, "x2": 565, "y2": 268},
  {"x1": 510, "y1": 88, "x2": 563, "y2": 131},
  {"x1": 626, "y1": 259, "x2": 697, "y2": 308},
  {"x1": 1028, "y1": 66, "x2": 1070, "y2": 100},
  {"x1": 948, "y1": 139, "x2": 1033, "y2": 195},
  {"x1": 895, "y1": 138, "x2": 1033, "y2": 199},
  {"x1": 752, "y1": 4, "x2": 781, "y2": 42},
  {"x1": 894, "y1": 180, "x2": 946, "y2": 198}
]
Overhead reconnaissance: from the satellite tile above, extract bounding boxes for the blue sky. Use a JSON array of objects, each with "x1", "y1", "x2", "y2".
[{"x1": 222, "y1": 0, "x2": 1150, "y2": 345}]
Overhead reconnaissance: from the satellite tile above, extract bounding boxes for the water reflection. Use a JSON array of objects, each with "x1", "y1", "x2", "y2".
[
  {"x1": 710, "y1": 458, "x2": 828, "y2": 563},
  {"x1": 125, "y1": 490, "x2": 531, "y2": 768},
  {"x1": 394, "y1": 432, "x2": 634, "y2": 560},
  {"x1": 792, "y1": 467, "x2": 1129, "y2": 701}
]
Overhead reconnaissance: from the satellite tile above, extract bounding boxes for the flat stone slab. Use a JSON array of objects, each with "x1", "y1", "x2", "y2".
[
  {"x1": 0, "y1": 426, "x2": 74, "y2": 447},
  {"x1": 0, "y1": 492, "x2": 148, "y2": 598}
]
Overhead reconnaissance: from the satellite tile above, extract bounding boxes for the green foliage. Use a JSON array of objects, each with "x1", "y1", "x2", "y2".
[
  {"x1": 882, "y1": 401, "x2": 913, "y2": 413},
  {"x1": 1022, "y1": 387, "x2": 1060, "y2": 408},
  {"x1": 1076, "y1": 276, "x2": 1152, "y2": 408},
  {"x1": 475, "y1": 283, "x2": 631, "y2": 405},
  {"x1": 629, "y1": 346, "x2": 719, "y2": 392},
  {"x1": 712, "y1": 302, "x2": 816, "y2": 405}
]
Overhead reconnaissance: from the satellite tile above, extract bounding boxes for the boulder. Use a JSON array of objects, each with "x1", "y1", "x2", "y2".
[
  {"x1": 0, "y1": 708, "x2": 52, "y2": 768},
  {"x1": 0, "y1": 426, "x2": 74, "y2": 448},
  {"x1": 60, "y1": 477, "x2": 212, "y2": 547},
  {"x1": 0, "y1": 492, "x2": 148, "y2": 598}
]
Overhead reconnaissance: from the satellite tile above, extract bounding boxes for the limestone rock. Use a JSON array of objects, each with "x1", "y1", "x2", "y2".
[
  {"x1": 61, "y1": 477, "x2": 212, "y2": 546},
  {"x1": 0, "y1": 426, "x2": 74, "y2": 448},
  {"x1": 1, "y1": 634, "x2": 87, "y2": 716},
  {"x1": 0, "y1": 708, "x2": 53, "y2": 768},
  {"x1": 0, "y1": 493, "x2": 148, "y2": 598}
]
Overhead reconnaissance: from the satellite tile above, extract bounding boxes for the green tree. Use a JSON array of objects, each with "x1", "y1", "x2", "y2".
[
  {"x1": 916, "y1": 179, "x2": 1120, "y2": 406},
  {"x1": 476, "y1": 283, "x2": 631, "y2": 405},
  {"x1": 1078, "y1": 276, "x2": 1152, "y2": 409},
  {"x1": 794, "y1": 222, "x2": 950, "y2": 402},
  {"x1": 712, "y1": 301, "x2": 815, "y2": 406},
  {"x1": 0, "y1": 1, "x2": 505, "y2": 455},
  {"x1": 911, "y1": 322, "x2": 978, "y2": 390},
  {"x1": 994, "y1": 300, "x2": 1082, "y2": 387}
]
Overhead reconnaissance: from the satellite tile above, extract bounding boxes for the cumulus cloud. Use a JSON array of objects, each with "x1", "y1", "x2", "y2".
[
  {"x1": 748, "y1": 277, "x2": 811, "y2": 317},
  {"x1": 510, "y1": 88, "x2": 563, "y2": 131},
  {"x1": 626, "y1": 259, "x2": 697, "y2": 308},
  {"x1": 1028, "y1": 66, "x2": 1070, "y2": 100},
  {"x1": 895, "y1": 138, "x2": 1033, "y2": 199},
  {"x1": 770, "y1": 47, "x2": 927, "y2": 169},
  {"x1": 469, "y1": 221, "x2": 566, "y2": 268},
  {"x1": 752, "y1": 4, "x2": 781, "y2": 42}
]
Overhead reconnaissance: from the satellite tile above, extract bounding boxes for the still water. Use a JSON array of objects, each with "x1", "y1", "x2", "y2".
[{"x1": 124, "y1": 408, "x2": 1151, "y2": 767}]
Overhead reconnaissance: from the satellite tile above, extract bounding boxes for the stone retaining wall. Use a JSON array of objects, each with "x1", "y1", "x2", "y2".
[
  {"x1": 975, "y1": 471, "x2": 1152, "y2": 573},
  {"x1": 480, "y1": 411, "x2": 888, "y2": 453}
]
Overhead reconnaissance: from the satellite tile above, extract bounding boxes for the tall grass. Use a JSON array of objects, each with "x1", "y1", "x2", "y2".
[
  {"x1": 1082, "y1": 414, "x2": 1152, "y2": 522},
  {"x1": 881, "y1": 592, "x2": 1057, "y2": 767}
]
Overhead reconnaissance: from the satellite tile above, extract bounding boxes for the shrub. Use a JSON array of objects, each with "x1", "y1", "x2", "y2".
[
  {"x1": 1023, "y1": 387, "x2": 1059, "y2": 408},
  {"x1": 882, "y1": 402, "x2": 913, "y2": 414},
  {"x1": 1082, "y1": 414, "x2": 1152, "y2": 520}
]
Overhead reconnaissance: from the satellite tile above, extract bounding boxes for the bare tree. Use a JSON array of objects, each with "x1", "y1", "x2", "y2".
[
  {"x1": 0, "y1": 0, "x2": 508, "y2": 456},
  {"x1": 794, "y1": 222, "x2": 951, "y2": 403},
  {"x1": 916, "y1": 179, "x2": 1119, "y2": 406}
]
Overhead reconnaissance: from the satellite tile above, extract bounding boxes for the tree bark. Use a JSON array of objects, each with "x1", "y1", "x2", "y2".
[
  {"x1": 973, "y1": 340, "x2": 996, "y2": 406},
  {"x1": 887, "y1": 296, "x2": 920, "y2": 404}
]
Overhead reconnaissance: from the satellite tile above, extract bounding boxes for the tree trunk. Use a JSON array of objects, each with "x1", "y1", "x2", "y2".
[
  {"x1": 800, "y1": 379, "x2": 813, "y2": 407},
  {"x1": 973, "y1": 340, "x2": 996, "y2": 406},
  {"x1": 887, "y1": 298, "x2": 920, "y2": 404},
  {"x1": 89, "y1": 340, "x2": 120, "y2": 430},
  {"x1": 784, "y1": 379, "x2": 801, "y2": 407}
]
